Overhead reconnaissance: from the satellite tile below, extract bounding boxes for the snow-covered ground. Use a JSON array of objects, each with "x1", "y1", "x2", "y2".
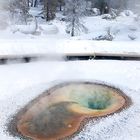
[
  {"x1": 0, "y1": 6, "x2": 140, "y2": 140},
  {"x1": 1, "y1": 7, "x2": 140, "y2": 41},
  {"x1": 0, "y1": 8, "x2": 140, "y2": 59},
  {"x1": 0, "y1": 60, "x2": 140, "y2": 140}
]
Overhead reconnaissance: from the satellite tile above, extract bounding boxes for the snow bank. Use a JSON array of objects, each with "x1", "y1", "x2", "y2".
[
  {"x1": 39, "y1": 24, "x2": 59, "y2": 35},
  {"x1": 75, "y1": 14, "x2": 140, "y2": 41},
  {"x1": 0, "y1": 40, "x2": 140, "y2": 56},
  {"x1": 11, "y1": 17, "x2": 38, "y2": 34}
]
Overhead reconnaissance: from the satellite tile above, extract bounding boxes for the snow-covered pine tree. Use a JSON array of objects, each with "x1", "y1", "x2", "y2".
[
  {"x1": 44, "y1": 0, "x2": 57, "y2": 21},
  {"x1": 65, "y1": 0, "x2": 87, "y2": 36},
  {"x1": 93, "y1": 0, "x2": 110, "y2": 14}
]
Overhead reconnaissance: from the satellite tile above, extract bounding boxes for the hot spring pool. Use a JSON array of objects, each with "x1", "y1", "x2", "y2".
[{"x1": 10, "y1": 82, "x2": 130, "y2": 140}]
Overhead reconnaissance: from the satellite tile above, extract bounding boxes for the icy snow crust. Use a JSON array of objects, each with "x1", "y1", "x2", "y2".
[{"x1": 0, "y1": 61, "x2": 140, "y2": 140}]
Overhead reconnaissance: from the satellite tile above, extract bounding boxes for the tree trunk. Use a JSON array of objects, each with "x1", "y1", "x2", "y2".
[
  {"x1": 34, "y1": 0, "x2": 38, "y2": 7},
  {"x1": 31, "y1": 0, "x2": 33, "y2": 7},
  {"x1": 71, "y1": 18, "x2": 75, "y2": 36},
  {"x1": 71, "y1": 7, "x2": 76, "y2": 37},
  {"x1": 46, "y1": 1, "x2": 50, "y2": 21},
  {"x1": 60, "y1": 4, "x2": 62, "y2": 11}
]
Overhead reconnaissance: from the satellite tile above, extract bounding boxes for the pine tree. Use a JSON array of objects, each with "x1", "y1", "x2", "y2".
[
  {"x1": 94, "y1": 0, "x2": 110, "y2": 14},
  {"x1": 58, "y1": 0, "x2": 65, "y2": 11},
  {"x1": 31, "y1": 0, "x2": 38, "y2": 7},
  {"x1": 65, "y1": 0, "x2": 87, "y2": 36},
  {"x1": 44, "y1": 0, "x2": 57, "y2": 21}
]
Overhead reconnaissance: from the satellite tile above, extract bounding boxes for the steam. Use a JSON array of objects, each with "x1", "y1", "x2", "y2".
[
  {"x1": 0, "y1": 0, "x2": 9, "y2": 10},
  {"x1": 0, "y1": 0, "x2": 9, "y2": 30},
  {"x1": 126, "y1": 0, "x2": 140, "y2": 13}
]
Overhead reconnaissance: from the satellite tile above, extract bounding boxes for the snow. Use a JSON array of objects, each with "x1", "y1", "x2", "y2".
[
  {"x1": 1, "y1": 8, "x2": 140, "y2": 41},
  {"x1": 39, "y1": 24, "x2": 59, "y2": 35},
  {"x1": 0, "y1": 60, "x2": 140, "y2": 140},
  {"x1": 0, "y1": 39, "x2": 140, "y2": 57},
  {"x1": 0, "y1": 5, "x2": 140, "y2": 140},
  {"x1": 1, "y1": 10, "x2": 139, "y2": 60},
  {"x1": 74, "y1": 15, "x2": 140, "y2": 41}
]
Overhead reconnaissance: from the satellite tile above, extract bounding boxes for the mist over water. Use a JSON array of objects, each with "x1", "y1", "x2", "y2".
[{"x1": 0, "y1": 0, "x2": 10, "y2": 30}]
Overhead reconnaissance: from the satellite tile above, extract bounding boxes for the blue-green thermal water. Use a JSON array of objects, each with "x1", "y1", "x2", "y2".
[{"x1": 70, "y1": 90, "x2": 113, "y2": 110}]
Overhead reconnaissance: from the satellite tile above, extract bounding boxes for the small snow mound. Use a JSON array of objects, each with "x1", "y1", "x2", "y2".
[
  {"x1": 92, "y1": 8, "x2": 100, "y2": 16},
  {"x1": 120, "y1": 10, "x2": 135, "y2": 17},
  {"x1": 11, "y1": 17, "x2": 38, "y2": 34},
  {"x1": 39, "y1": 24, "x2": 59, "y2": 35},
  {"x1": 102, "y1": 14, "x2": 112, "y2": 20},
  {"x1": 12, "y1": 25, "x2": 36, "y2": 34},
  {"x1": 128, "y1": 34, "x2": 137, "y2": 40}
]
